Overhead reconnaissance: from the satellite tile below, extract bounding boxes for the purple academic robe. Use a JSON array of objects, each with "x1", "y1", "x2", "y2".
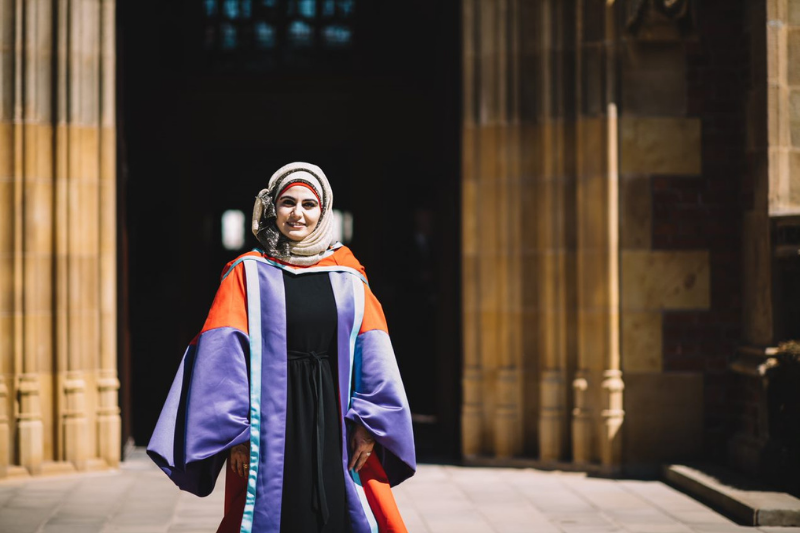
[{"x1": 147, "y1": 251, "x2": 416, "y2": 533}]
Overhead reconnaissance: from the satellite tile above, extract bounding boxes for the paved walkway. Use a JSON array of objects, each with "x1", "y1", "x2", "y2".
[{"x1": 1, "y1": 450, "x2": 796, "y2": 533}]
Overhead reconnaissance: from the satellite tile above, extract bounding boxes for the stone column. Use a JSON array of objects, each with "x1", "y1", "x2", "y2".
[
  {"x1": 535, "y1": 0, "x2": 574, "y2": 463},
  {"x1": 97, "y1": 0, "x2": 120, "y2": 467},
  {"x1": 461, "y1": 0, "x2": 484, "y2": 457},
  {"x1": 572, "y1": 0, "x2": 625, "y2": 469},
  {"x1": 462, "y1": 0, "x2": 524, "y2": 459},
  {"x1": 61, "y1": 0, "x2": 103, "y2": 471}
]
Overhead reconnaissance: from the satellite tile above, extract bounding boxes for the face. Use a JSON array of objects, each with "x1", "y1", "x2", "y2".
[{"x1": 275, "y1": 186, "x2": 322, "y2": 242}]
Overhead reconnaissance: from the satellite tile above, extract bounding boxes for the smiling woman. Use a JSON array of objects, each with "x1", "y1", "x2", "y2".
[{"x1": 147, "y1": 162, "x2": 415, "y2": 533}]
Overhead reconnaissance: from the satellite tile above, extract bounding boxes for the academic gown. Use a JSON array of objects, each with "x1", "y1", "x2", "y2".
[{"x1": 147, "y1": 245, "x2": 416, "y2": 533}]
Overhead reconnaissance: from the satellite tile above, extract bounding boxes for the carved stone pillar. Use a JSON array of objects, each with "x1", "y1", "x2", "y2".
[
  {"x1": 17, "y1": 375, "x2": 44, "y2": 474},
  {"x1": 0, "y1": 377, "x2": 7, "y2": 476},
  {"x1": 572, "y1": 0, "x2": 625, "y2": 469},
  {"x1": 462, "y1": 0, "x2": 524, "y2": 459},
  {"x1": 97, "y1": 0, "x2": 120, "y2": 468},
  {"x1": 533, "y1": 0, "x2": 574, "y2": 463},
  {"x1": 0, "y1": 0, "x2": 117, "y2": 477},
  {"x1": 461, "y1": 0, "x2": 484, "y2": 457}
]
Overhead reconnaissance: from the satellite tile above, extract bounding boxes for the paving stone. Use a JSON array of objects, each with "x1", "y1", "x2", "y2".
[{"x1": 0, "y1": 451, "x2": 769, "y2": 532}]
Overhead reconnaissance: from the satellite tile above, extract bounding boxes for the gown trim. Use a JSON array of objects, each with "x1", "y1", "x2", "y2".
[
  {"x1": 220, "y1": 248, "x2": 369, "y2": 287},
  {"x1": 241, "y1": 259, "x2": 264, "y2": 533}
]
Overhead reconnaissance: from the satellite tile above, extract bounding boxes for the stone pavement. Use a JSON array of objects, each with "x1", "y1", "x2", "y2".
[{"x1": 1, "y1": 449, "x2": 798, "y2": 533}]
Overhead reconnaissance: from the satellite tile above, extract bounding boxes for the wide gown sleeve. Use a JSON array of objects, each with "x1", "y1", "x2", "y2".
[
  {"x1": 345, "y1": 285, "x2": 416, "y2": 487},
  {"x1": 147, "y1": 262, "x2": 252, "y2": 497}
]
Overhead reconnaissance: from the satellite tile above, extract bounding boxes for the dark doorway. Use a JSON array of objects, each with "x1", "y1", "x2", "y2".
[{"x1": 118, "y1": 0, "x2": 461, "y2": 461}]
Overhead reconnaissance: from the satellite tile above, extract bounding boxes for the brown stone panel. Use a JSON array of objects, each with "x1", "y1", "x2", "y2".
[
  {"x1": 621, "y1": 311, "x2": 663, "y2": 373},
  {"x1": 791, "y1": 0, "x2": 800, "y2": 25},
  {"x1": 623, "y1": 372, "x2": 703, "y2": 466},
  {"x1": 620, "y1": 175, "x2": 652, "y2": 250},
  {"x1": 788, "y1": 28, "x2": 800, "y2": 86},
  {"x1": 620, "y1": 117, "x2": 702, "y2": 176},
  {"x1": 621, "y1": 41, "x2": 687, "y2": 116},
  {"x1": 791, "y1": 90, "x2": 800, "y2": 148},
  {"x1": 621, "y1": 250, "x2": 710, "y2": 310},
  {"x1": 68, "y1": 126, "x2": 100, "y2": 182},
  {"x1": 23, "y1": 181, "x2": 54, "y2": 255}
]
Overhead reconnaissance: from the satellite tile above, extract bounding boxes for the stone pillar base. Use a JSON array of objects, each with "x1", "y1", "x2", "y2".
[
  {"x1": 539, "y1": 369, "x2": 566, "y2": 461},
  {"x1": 572, "y1": 370, "x2": 592, "y2": 464}
]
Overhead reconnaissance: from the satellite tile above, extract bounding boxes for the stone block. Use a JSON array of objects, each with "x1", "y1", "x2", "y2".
[
  {"x1": 792, "y1": 151, "x2": 800, "y2": 206},
  {"x1": 620, "y1": 117, "x2": 701, "y2": 176},
  {"x1": 789, "y1": 29, "x2": 800, "y2": 85},
  {"x1": 623, "y1": 372, "x2": 703, "y2": 465},
  {"x1": 71, "y1": 181, "x2": 99, "y2": 254},
  {"x1": 0, "y1": 255, "x2": 11, "y2": 312},
  {"x1": 0, "y1": 122, "x2": 12, "y2": 178},
  {"x1": 621, "y1": 41, "x2": 687, "y2": 116},
  {"x1": 790, "y1": 90, "x2": 800, "y2": 148},
  {"x1": 68, "y1": 126, "x2": 99, "y2": 182},
  {"x1": 24, "y1": 124, "x2": 53, "y2": 181},
  {"x1": 622, "y1": 311, "x2": 663, "y2": 372},
  {"x1": 791, "y1": 0, "x2": 800, "y2": 25},
  {"x1": 769, "y1": 85, "x2": 791, "y2": 148},
  {"x1": 621, "y1": 250, "x2": 710, "y2": 310},
  {"x1": 620, "y1": 175, "x2": 652, "y2": 250},
  {"x1": 23, "y1": 255, "x2": 52, "y2": 313},
  {"x1": 0, "y1": 317, "x2": 12, "y2": 371},
  {"x1": 24, "y1": 180, "x2": 53, "y2": 254}
]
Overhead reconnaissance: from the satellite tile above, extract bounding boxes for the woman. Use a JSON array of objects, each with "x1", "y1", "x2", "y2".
[{"x1": 147, "y1": 162, "x2": 416, "y2": 533}]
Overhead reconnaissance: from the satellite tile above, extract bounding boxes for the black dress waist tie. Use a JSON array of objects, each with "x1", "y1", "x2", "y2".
[{"x1": 287, "y1": 349, "x2": 330, "y2": 526}]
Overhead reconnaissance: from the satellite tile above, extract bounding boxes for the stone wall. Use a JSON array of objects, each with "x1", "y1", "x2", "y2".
[
  {"x1": 462, "y1": 0, "x2": 755, "y2": 471},
  {"x1": 0, "y1": 0, "x2": 119, "y2": 479}
]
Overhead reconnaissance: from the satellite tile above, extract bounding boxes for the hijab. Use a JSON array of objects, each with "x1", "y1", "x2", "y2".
[{"x1": 251, "y1": 162, "x2": 337, "y2": 266}]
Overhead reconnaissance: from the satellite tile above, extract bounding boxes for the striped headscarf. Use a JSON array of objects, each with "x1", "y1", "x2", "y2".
[{"x1": 251, "y1": 162, "x2": 337, "y2": 266}]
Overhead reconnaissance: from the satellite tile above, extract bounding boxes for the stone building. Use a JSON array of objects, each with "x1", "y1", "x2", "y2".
[{"x1": 0, "y1": 0, "x2": 797, "y2": 483}]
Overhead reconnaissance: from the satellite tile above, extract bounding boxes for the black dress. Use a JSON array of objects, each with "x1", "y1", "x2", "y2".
[{"x1": 280, "y1": 271, "x2": 352, "y2": 533}]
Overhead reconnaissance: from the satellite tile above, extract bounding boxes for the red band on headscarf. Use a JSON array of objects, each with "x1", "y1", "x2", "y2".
[{"x1": 277, "y1": 181, "x2": 321, "y2": 205}]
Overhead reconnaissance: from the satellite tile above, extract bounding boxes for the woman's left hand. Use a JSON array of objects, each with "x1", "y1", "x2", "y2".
[{"x1": 348, "y1": 423, "x2": 375, "y2": 472}]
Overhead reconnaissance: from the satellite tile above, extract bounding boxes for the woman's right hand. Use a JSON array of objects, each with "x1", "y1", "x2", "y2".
[{"x1": 230, "y1": 443, "x2": 250, "y2": 478}]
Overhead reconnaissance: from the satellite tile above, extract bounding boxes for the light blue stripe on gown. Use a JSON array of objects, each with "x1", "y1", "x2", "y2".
[
  {"x1": 346, "y1": 274, "x2": 378, "y2": 533},
  {"x1": 241, "y1": 260, "x2": 263, "y2": 533}
]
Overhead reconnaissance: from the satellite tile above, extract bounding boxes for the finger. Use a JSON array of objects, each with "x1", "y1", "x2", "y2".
[
  {"x1": 348, "y1": 452, "x2": 356, "y2": 471},
  {"x1": 355, "y1": 450, "x2": 370, "y2": 472}
]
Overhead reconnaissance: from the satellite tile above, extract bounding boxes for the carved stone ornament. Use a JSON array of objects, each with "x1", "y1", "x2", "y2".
[{"x1": 626, "y1": 0, "x2": 691, "y2": 35}]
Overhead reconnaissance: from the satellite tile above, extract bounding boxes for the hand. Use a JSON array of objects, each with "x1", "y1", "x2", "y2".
[
  {"x1": 230, "y1": 443, "x2": 249, "y2": 478},
  {"x1": 348, "y1": 423, "x2": 375, "y2": 473}
]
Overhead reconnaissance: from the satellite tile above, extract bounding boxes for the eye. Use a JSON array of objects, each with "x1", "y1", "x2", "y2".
[
  {"x1": 280, "y1": 198, "x2": 295, "y2": 206},
  {"x1": 303, "y1": 201, "x2": 318, "y2": 209}
]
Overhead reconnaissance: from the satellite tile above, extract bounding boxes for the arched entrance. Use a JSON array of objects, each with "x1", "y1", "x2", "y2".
[{"x1": 119, "y1": 0, "x2": 462, "y2": 461}]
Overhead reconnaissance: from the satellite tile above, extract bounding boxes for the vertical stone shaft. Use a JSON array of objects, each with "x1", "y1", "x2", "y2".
[
  {"x1": 494, "y1": 0, "x2": 523, "y2": 458},
  {"x1": 598, "y1": 2, "x2": 623, "y2": 472},
  {"x1": 63, "y1": 0, "x2": 102, "y2": 470},
  {"x1": 537, "y1": 0, "x2": 570, "y2": 462},
  {"x1": 22, "y1": 0, "x2": 55, "y2": 471},
  {"x1": 462, "y1": 0, "x2": 523, "y2": 458},
  {"x1": 461, "y1": 0, "x2": 484, "y2": 457},
  {"x1": 572, "y1": 0, "x2": 624, "y2": 470},
  {"x1": 0, "y1": 0, "x2": 18, "y2": 477},
  {"x1": 13, "y1": 0, "x2": 44, "y2": 475},
  {"x1": 97, "y1": 0, "x2": 119, "y2": 467},
  {"x1": 54, "y1": 0, "x2": 69, "y2": 462},
  {"x1": 572, "y1": 0, "x2": 594, "y2": 465}
]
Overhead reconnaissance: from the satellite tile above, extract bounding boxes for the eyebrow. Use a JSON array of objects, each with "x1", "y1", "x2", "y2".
[{"x1": 278, "y1": 195, "x2": 318, "y2": 203}]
